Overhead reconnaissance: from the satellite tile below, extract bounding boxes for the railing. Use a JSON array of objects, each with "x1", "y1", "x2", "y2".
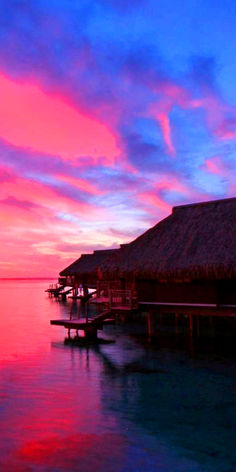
[
  {"x1": 58, "y1": 277, "x2": 67, "y2": 286},
  {"x1": 96, "y1": 280, "x2": 120, "y2": 298},
  {"x1": 109, "y1": 289, "x2": 138, "y2": 309}
]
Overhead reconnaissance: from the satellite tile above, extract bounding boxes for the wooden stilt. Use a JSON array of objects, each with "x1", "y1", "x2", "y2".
[
  {"x1": 209, "y1": 316, "x2": 215, "y2": 336},
  {"x1": 189, "y1": 314, "x2": 193, "y2": 337},
  {"x1": 189, "y1": 314, "x2": 194, "y2": 355},
  {"x1": 147, "y1": 311, "x2": 156, "y2": 342},
  {"x1": 84, "y1": 325, "x2": 97, "y2": 340},
  {"x1": 196, "y1": 315, "x2": 200, "y2": 338},
  {"x1": 175, "y1": 313, "x2": 179, "y2": 334},
  {"x1": 78, "y1": 300, "x2": 82, "y2": 319}
]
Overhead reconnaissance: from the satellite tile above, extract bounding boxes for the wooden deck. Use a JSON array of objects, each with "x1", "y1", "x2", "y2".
[
  {"x1": 111, "y1": 305, "x2": 137, "y2": 312},
  {"x1": 68, "y1": 291, "x2": 96, "y2": 301},
  {"x1": 45, "y1": 286, "x2": 64, "y2": 294},
  {"x1": 50, "y1": 309, "x2": 114, "y2": 338},
  {"x1": 51, "y1": 318, "x2": 95, "y2": 329},
  {"x1": 139, "y1": 301, "x2": 236, "y2": 317},
  {"x1": 90, "y1": 296, "x2": 109, "y2": 304}
]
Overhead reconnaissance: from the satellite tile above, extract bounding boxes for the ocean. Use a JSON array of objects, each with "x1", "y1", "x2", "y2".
[{"x1": 0, "y1": 279, "x2": 235, "y2": 472}]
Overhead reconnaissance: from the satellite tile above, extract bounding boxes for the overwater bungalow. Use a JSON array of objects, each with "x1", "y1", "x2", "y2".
[
  {"x1": 100, "y1": 197, "x2": 236, "y2": 322},
  {"x1": 54, "y1": 197, "x2": 236, "y2": 341},
  {"x1": 59, "y1": 249, "x2": 120, "y2": 293}
]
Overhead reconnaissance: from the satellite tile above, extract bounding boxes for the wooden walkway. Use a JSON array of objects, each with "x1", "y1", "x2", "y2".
[
  {"x1": 58, "y1": 287, "x2": 73, "y2": 299},
  {"x1": 50, "y1": 309, "x2": 113, "y2": 339},
  {"x1": 68, "y1": 291, "x2": 96, "y2": 301},
  {"x1": 45, "y1": 286, "x2": 64, "y2": 295},
  {"x1": 139, "y1": 301, "x2": 236, "y2": 317}
]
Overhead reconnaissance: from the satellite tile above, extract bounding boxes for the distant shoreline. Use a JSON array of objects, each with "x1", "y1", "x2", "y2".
[{"x1": 0, "y1": 277, "x2": 56, "y2": 281}]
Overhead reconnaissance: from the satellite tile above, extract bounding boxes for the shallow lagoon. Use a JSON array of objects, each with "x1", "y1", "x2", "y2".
[{"x1": 0, "y1": 279, "x2": 235, "y2": 472}]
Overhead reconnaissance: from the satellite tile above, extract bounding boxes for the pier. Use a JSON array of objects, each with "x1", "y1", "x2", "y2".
[{"x1": 50, "y1": 309, "x2": 113, "y2": 339}]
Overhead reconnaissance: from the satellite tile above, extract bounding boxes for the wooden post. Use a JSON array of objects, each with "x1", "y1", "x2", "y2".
[
  {"x1": 147, "y1": 311, "x2": 156, "y2": 342},
  {"x1": 209, "y1": 316, "x2": 215, "y2": 337},
  {"x1": 189, "y1": 314, "x2": 194, "y2": 356},
  {"x1": 84, "y1": 325, "x2": 97, "y2": 340},
  {"x1": 159, "y1": 313, "x2": 163, "y2": 326},
  {"x1": 189, "y1": 314, "x2": 193, "y2": 337},
  {"x1": 78, "y1": 300, "x2": 82, "y2": 319},
  {"x1": 196, "y1": 315, "x2": 200, "y2": 338},
  {"x1": 175, "y1": 313, "x2": 179, "y2": 335}
]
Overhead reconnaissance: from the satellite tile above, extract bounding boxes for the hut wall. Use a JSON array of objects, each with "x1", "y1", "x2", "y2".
[
  {"x1": 136, "y1": 279, "x2": 158, "y2": 302},
  {"x1": 218, "y1": 280, "x2": 236, "y2": 305},
  {"x1": 73, "y1": 274, "x2": 97, "y2": 288},
  {"x1": 136, "y1": 279, "x2": 218, "y2": 304}
]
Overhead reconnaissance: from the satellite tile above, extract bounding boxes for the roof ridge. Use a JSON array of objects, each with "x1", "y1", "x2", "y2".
[
  {"x1": 93, "y1": 249, "x2": 119, "y2": 254},
  {"x1": 172, "y1": 196, "x2": 236, "y2": 212}
]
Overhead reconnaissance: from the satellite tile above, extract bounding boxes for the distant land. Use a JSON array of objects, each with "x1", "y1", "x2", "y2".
[{"x1": 0, "y1": 277, "x2": 56, "y2": 281}]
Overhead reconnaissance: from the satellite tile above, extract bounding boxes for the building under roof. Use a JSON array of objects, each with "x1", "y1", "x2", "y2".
[
  {"x1": 59, "y1": 249, "x2": 119, "y2": 286},
  {"x1": 101, "y1": 197, "x2": 236, "y2": 282}
]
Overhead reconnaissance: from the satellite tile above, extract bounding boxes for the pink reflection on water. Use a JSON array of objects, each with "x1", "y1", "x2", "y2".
[
  {"x1": 0, "y1": 433, "x2": 127, "y2": 471},
  {"x1": 0, "y1": 280, "x2": 54, "y2": 362},
  {"x1": 0, "y1": 280, "x2": 127, "y2": 470},
  {"x1": 18, "y1": 433, "x2": 126, "y2": 471}
]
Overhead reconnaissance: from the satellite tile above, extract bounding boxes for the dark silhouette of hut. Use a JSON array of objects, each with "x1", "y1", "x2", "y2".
[
  {"x1": 101, "y1": 197, "x2": 236, "y2": 315},
  {"x1": 59, "y1": 249, "x2": 119, "y2": 290}
]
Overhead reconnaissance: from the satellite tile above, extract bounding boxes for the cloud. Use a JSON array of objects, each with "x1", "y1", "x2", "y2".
[
  {"x1": 0, "y1": 196, "x2": 41, "y2": 210},
  {"x1": 204, "y1": 156, "x2": 228, "y2": 175},
  {"x1": 0, "y1": 72, "x2": 120, "y2": 164},
  {"x1": 0, "y1": 1, "x2": 235, "y2": 277},
  {"x1": 55, "y1": 174, "x2": 105, "y2": 196},
  {"x1": 216, "y1": 117, "x2": 236, "y2": 140}
]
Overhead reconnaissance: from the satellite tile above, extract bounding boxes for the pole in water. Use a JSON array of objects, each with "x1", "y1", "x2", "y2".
[
  {"x1": 189, "y1": 314, "x2": 194, "y2": 356},
  {"x1": 147, "y1": 311, "x2": 155, "y2": 342}
]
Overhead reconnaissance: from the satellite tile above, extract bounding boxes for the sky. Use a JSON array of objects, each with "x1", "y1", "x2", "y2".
[{"x1": 0, "y1": 0, "x2": 236, "y2": 277}]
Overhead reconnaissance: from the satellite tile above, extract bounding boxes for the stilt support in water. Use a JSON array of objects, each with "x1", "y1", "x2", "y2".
[{"x1": 147, "y1": 311, "x2": 156, "y2": 342}]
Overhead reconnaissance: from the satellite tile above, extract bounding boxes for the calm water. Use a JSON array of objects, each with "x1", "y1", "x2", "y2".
[{"x1": 0, "y1": 280, "x2": 236, "y2": 472}]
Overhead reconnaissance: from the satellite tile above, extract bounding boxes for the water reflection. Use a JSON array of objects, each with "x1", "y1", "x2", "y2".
[{"x1": 0, "y1": 280, "x2": 236, "y2": 471}]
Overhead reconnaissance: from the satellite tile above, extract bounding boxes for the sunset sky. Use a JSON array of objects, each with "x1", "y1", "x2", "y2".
[{"x1": 0, "y1": 0, "x2": 236, "y2": 277}]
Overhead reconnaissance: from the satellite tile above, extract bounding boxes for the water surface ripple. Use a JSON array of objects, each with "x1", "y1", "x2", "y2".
[{"x1": 0, "y1": 280, "x2": 235, "y2": 472}]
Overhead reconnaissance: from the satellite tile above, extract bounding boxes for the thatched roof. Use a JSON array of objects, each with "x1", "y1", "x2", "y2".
[
  {"x1": 60, "y1": 249, "x2": 119, "y2": 278},
  {"x1": 101, "y1": 197, "x2": 236, "y2": 280}
]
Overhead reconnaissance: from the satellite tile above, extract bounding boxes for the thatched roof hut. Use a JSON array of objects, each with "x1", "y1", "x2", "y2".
[
  {"x1": 60, "y1": 249, "x2": 119, "y2": 280},
  {"x1": 101, "y1": 197, "x2": 236, "y2": 281}
]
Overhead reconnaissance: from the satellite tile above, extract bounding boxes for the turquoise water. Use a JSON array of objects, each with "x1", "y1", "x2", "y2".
[{"x1": 0, "y1": 280, "x2": 235, "y2": 471}]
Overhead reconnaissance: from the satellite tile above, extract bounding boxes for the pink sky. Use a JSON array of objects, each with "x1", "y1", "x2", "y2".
[{"x1": 1, "y1": 1, "x2": 236, "y2": 277}]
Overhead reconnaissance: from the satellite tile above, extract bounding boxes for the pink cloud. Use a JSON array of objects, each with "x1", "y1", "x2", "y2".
[
  {"x1": 151, "y1": 79, "x2": 236, "y2": 154},
  {"x1": 56, "y1": 174, "x2": 105, "y2": 196},
  {"x1": 0, "y1": 167, "x2": 119, "y2": 277},
  {"x1": 151, "y1": 81, "x2": 197, "y2": 156},
  {"x1": 138, "y1": 173, "x2": 210, "y2": 216},
  {"x1": 0, "y1": 72, "x2": 120, "y2": 164},
  {"x1": 203, "y1": 156, "x2": 236, "y2": 196},
  {"x1": 204, "y1": 156, "x2": 228, "y2": 175},
  {"x1": 155, "y1": 112, "x2": 176, "y2": 156},
  {"x1": 216, "y1": 117, "x2": 236, "y2": 140},
  {"x1": 139, "y1": 191, "x2": 171, "y2": 214},
  {"x1": 0, "y1": 173, "x2": 105, "y2": 217}
]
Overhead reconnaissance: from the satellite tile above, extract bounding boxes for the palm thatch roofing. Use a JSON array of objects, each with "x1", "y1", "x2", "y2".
[
  {"x1": 101, "y1": 197, "x2": 236, "y2": 280},
  {"x1": 60, "y1": 249, "x2": 119, "y2": 278}
]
